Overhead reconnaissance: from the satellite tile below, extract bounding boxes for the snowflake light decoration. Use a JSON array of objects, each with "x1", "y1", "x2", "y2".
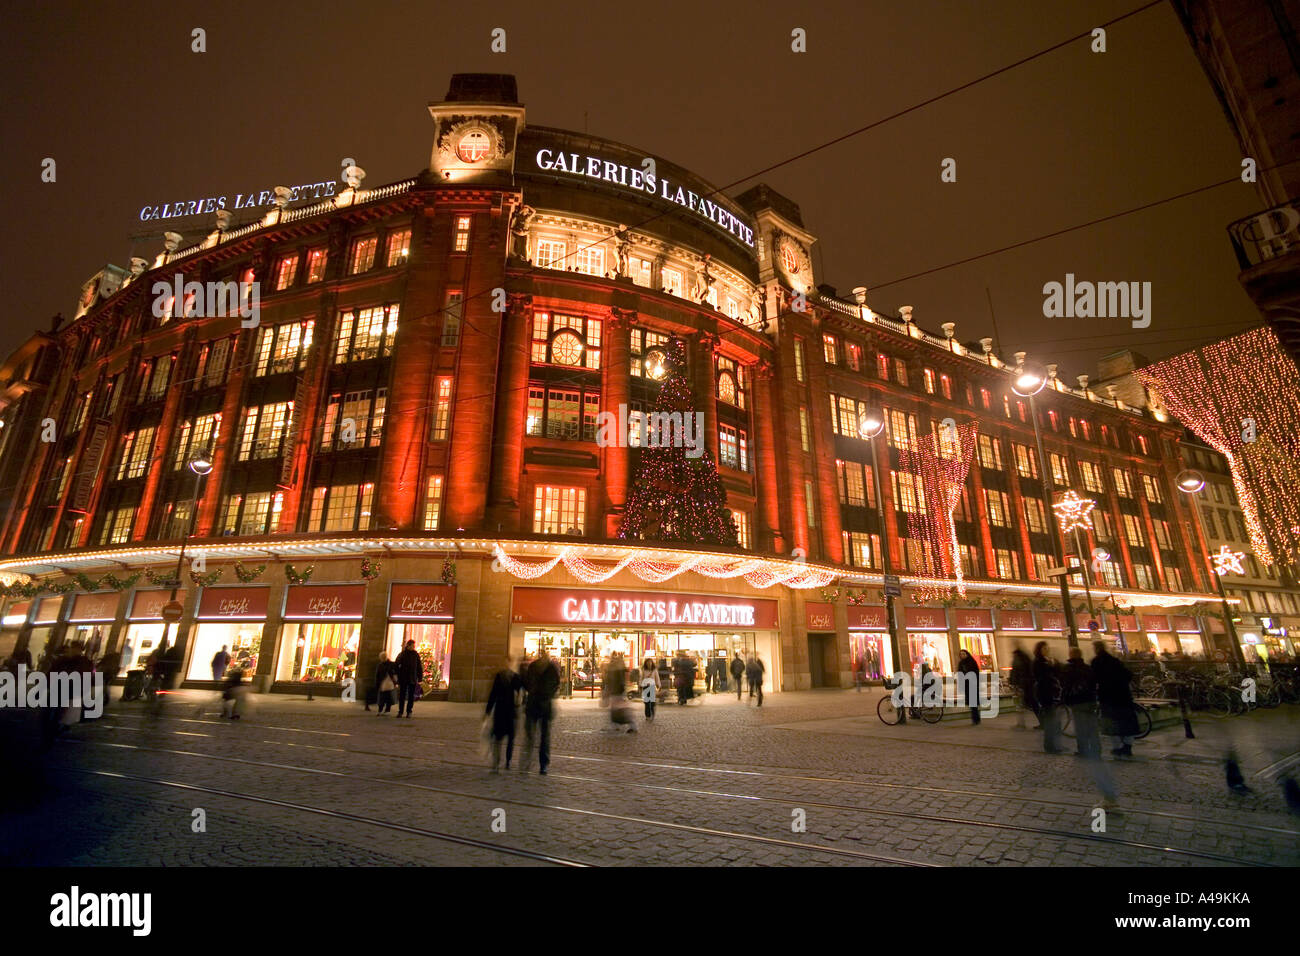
[
  {"x1": 1053, "y1": 490, "x2": 1096, "y2": 534},
  {"x1": 1211, "y1": 545, "x2": 1246, "y2": 577}
]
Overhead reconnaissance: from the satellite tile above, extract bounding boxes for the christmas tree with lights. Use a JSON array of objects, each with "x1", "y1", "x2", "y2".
[{"x1": 618, "y1": 338, "x2": 739, "y2": 547}]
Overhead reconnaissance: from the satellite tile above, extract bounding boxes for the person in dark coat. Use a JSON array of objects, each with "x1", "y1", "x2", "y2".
[
  {"x1": 1009, "y1": 646, "x2": 1035, "y2": 729},
  {"x1": 731, "y1": 653, "x2": 745, "y2": 700},
  {"x1": 746, "y1": 654, "x2": 765, "y2": 706},
  {"x1": 602, "y1": 652, "x2": 634, "y2": 732},
  {"x1": 1032, "y1": 641, "x2": 1064, "y2": 753},
  {"x1": 394, "y1": 639, "x2": 423, "y2": 718},
  {"x1": 522, "y1": 648, "x2": 561, "y2": 774},
  {"x1": 211, "y1": 645, "x2": 231, "y2": 681},
  {"x1": 1092, "y1": 640, "x2": 1139, "y2": 756},
  {"x1": 956, "y1": 649, "x2": 981, "y2": 724},
  {"x1": 1062, "y1": 647, "x2": 1101, "y2": 758},
  {"x1": 371, "y1": 651, "x2": 398, "y2": 714},
  {"x1": 485, "y1": 656, "x2": 522, "y2": 771}
]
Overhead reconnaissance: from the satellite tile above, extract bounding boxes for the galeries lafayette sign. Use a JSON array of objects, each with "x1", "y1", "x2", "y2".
[
  {"x1": 511, "y1": 587, "x2": 778, "y2": 629},
  {"x1": 284, "y1": 584, "x2": 366, "y2": 620},
  {"x1": 197, "y1": 586, "x2": 270, "y2": 620}
]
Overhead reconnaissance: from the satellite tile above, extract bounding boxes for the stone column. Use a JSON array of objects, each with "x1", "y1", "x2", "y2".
[
  {"x1": 750, "y1": 361, "x2": 785, "y2": 553},
  {"x1": 692, "y1": 331, "x2": 720, "y2": 463},
  {"x1": 601, "y1": 307, "x2": 633, "y2": 538}
]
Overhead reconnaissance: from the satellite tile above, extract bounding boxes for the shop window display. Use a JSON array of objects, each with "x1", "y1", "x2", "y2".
[
  {"x1": 909, "y1": 632, "x2": 951, "y2": 676},
  {"x1": 384, "y1": 623, "x2": 453, "y2": 690},
  {"x1": 849, "y1": 633, "x2": 892, "y2": 681},
  {"x1": 957, "y1": 633, "x2": 995, "y2": 671},
  {"x1": 277, "y1": 622, "x2": 360, "y2": 683},
  {"x1": 119, "y1": 622, "x2": 167, "y2": 675},
  {"x1": 187, "y1": 621, "x2": 262, "y2": 680}
]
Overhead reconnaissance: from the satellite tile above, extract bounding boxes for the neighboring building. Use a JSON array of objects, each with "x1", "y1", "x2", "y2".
[
  {"x1": 0, "y1": 74, "x2": 1232, "y2": 697},
  {"x1": 1174, "y1": 0, "x2": 1300, "y2": 364},
  {"x1": 1180, "y1": 438, "x2": 1300, "y2": 661}
]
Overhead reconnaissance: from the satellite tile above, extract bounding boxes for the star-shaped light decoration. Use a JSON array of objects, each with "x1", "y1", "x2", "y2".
[
  {"x1": 1053, "y1": 490, "x2": 1096, "y2": 533},
  {"x1": 1211, "y1": 545, "x2": 1246, "y2": 577}
]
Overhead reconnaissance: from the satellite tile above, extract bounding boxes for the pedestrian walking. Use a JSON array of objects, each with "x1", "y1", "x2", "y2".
[
  {"x1": 854, "y1": 653, "x2": 867, "y2": 692},
  {"x1": 1091, "y1": 640, "x2": 1139, "y2": 757},
  {"x1": 640, "y1": 657, "x2": 659, "y2": 721},
  {"x1": 221, "y1": 665, "x2": 246, "y2": 719},
  {"x1": 956, "y1": 648, "x2": 981, "y2": 724},
  {"x1": 746, "y1": 654, "x2": 765, "y2": 706},
  {"x1": 485, "y1": 655, "x2": 522, "y2": 771},
  {"x1": 1062, "y1": 647, "x2": 1101, "y2": 758},
  {"x1": 211, "y1": 645, "x2": 231, "y2": 681},
  {"x1": 1009, "y1": 646, "x2": 1035, "y2": 729},
  {"x1": 394, "y1": 639, "x2": 423, "y2": 718},
  {"x1": 731, "y1": 653, "x2": 745, "y2": 700},
  {"x1": 372, "y1": 651, "x2": 398, "y2": 714},
  {"x1": 522, "y1": 648, "x2": 561, "y2": 774},
  {"x1": 603, "y1": 652, "x2": 635, "y2": 732},
  {"x1": 1033, "y1": 641, "x2": 1064, "y2": 753}
]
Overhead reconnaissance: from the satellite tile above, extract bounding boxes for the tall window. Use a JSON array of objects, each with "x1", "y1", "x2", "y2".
[
  {"x1": 237, "y1": 402, "x2": 293, "y2": 460},
  {"x1": 350, "y1": 236, "x2": 378, "y2": 274},
  {"x1": 887, "y1": 409, "x2": 918, "y2": 451},
  {"x1": 173, "y1": 414, "x2": 221, "y2": 469},
  {"x1": 793, "y1": 339, "x2": 805, "y2": 383},
  {"x1": 892, "y1": 471, "x2": 926, "y2": 514},
  {"x1": 1078, "y1": 460, "x2": 1105, "y2": 494},
  {"x1": 254, "y1": 320, "x2": 313, "y2": 376},
  {"x1": 221, "y1": 491, "x2": 284, "y2": 536},
  {"x1": 1049, "y1": 453, "x2": 1070, "y2": 487},
  {"x1": 843, "y1": 531, "x2": 881, "y2": 569},
  {"x1": 799, "y1": 407, "x2": 810, "y2": 451},
  {"x1": 67, "y1": 392, "x2": 91, "y2": 433},
  {"x1": 940, "y1": 374, "x2": 952, "y2": 400},
  {"x1": 1013, "y1": 443, "x2": 1037, "y2": 478},
  {"x1": 534, "y1": 485, "x2": 586, "y2": 534},
  {"x1": 274, "y1": 253, "x2": 299, "y2": 291},
  {"x1": 193, "y1": 338, "x2": 233, "y2": 390},
  {"x1": 1122, "y1": 513, "x2": 1146, "y2": 548},
  {"x1": 715, "y1": 357, "x2": 746, "y2": 408},
  {"x1": 138, "y1": 355, "x2": 174, "y2": 403},
  {"x1": 1111, "y1": 467, "x2": 1133, "y2": 498},
  {"x1": 306, "y1": 248, "x2": 328, "y2": 282},
  {"x1": 994, "y1": 548, "x2": 1021, "y2": 579},
  {"x1": 876, "y1": 353, "x2": 890, "y2": 381},
  {"x1": 823, "y1": 334, "x2": 838, "y2": 365},
  {"x1": 719, "y1": 425, "x2": 748, "y2": 471},
  {"x1": 575, "y1": 244, "x2": 605, "y2": 276},
  {"x1": 731, "y1": 510, "x2": 751, "y2": 549},
  {"x1": 536, "y1": 237, "x2": 566, "y2": 269},
  {"x1": 893, "y1": 358, "x2": 908, "y2": 387},
  {"x1": 386, "y1": 228, "x2": 411, "y2": 267},
  {"x1": 984, "y1": 488, "x2": 1011, "y2": 527},
  {"x1": 1140, "y1": 473, "x2": 1163, "y2": 503},
  {"x1": 1023, "y1": 496, "x2": 1047, "y2": 533},
  {"x1": 98, "y1": 506, "x2": 137, "y2": 545},
  {"x1": 805, "y1": 480, "x2": 817, "y2": 528},
  {"x1": 423, "y1": 475, "x2": 444, "y2": 531},
  {"x1": 845, "y1": 342, "x2": 861, "y2": 371},
  {"x1": 431, "y1": 376, "x2": 453, "y2": 441},
  {"x1": 308, "y1": 483, "x2": 375, "y2": 532},
  {"x1": 525, "y1": 387, "x2": 599, "y2": 442},
  {"x1": 334, "y1": 305, "x2": 399, "y2": 363},
  {"x1": 442, "y1": 292, "x2": 463, "y2": 347},
  {"x1": 320, "y1": 388, "x2": 387, "y2": 450},
  {"x1": 115, "y1": 427, "x2": 157, "y2": 480},
  {"x1": 923, "y1": 368, "x2": 936, "y2": 394},
  {"x1": 531, "y1": 312, "x2": 601, "y2": 369},
  {"x1": 836, "y1": 459, "x2": 875, "y2": 508},
  {"x1": 661, "y1": 266, "x2": 683, "y2": 296},
  {"x1": 977, "y1": 434, "x2": 1003, "y2": 470},
  {"x1": 830, "y1": 394, "x2": 866, "y2": 438},
  {"x1": 453, "y1": 216, "x2": 471, "y2": 252}
]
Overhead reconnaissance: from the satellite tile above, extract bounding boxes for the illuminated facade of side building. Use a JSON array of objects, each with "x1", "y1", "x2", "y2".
[{"x1": 0, "y1": 74, "x2": 1243, "y2": 700}]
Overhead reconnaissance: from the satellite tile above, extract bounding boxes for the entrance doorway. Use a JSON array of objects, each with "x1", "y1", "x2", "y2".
[{"x1": 808, "y1": 633, "x2": 835, "y2": 687}]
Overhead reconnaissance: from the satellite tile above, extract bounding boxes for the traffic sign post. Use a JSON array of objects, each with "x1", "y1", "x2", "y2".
[{"x1": 883, "y1": 574, "x2": 901, "y2": 598}]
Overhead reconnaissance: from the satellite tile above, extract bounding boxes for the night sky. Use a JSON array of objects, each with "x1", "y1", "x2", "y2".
[{"x1": 0, "y1": 0, "x2": 1266, "y2": 378}]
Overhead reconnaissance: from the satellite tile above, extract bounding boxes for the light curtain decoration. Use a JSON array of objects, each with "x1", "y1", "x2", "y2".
[
  {"x1": 1137, "y1": 327, "x2": 1300, "y2": 570},
  {"x1": 898, "y1": 420, "x2": 979, "y2": 601},
  {"x1": 491, "y1": 544, "x2": 834, "y2": 589}
]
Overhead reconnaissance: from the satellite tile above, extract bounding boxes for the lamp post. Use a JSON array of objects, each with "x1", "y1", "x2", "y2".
[
  {"x1": 160, "y1": 450, "x2": 213, "y2": 652},
  {"x1": 859, "y1": 411, "x2": 907, "y2": 721},
  {"x1": 1012, "y1": 363, "x2": 1080, "y2": 649},
  {"x1": 1175, "y1": 469, "x2": 1246, "y2": 669}
]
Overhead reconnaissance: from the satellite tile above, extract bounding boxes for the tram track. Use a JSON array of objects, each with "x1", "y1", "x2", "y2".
[
  {"x1": 75, "y1": 721, "x2": 1284, "y2": 865},
  {"x1": 101, "y1": 712, "x2": 1300, "y2": 839}
]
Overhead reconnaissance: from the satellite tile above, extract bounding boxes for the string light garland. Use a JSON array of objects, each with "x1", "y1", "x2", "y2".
[
  {"x1": 1137, "y1": 327, "x2": 1300, "y2": 570},
  {"x1": 898, "y1": 421, "x2": 979, "y2": 601},
  {"x1": 1053, "y1": 490, "x2": 1096, "y2": 534},
  {"x1": 617, "y1": 339, "x2": 739, "y2": 547},
  {"x1": 1211, "y1": 545, "x2": 1246, "y2": 577},
  {"x1": 489, "y1": 543, "x2": 835, "y2": 589}
]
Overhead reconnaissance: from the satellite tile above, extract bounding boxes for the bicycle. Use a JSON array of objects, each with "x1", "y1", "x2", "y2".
[
  {"x1": 877, "y1": 677, "x2": 944, "y2": 725},
  {"x1": 1059, "y1": 701, "x2": 1153, "y2": 740}
]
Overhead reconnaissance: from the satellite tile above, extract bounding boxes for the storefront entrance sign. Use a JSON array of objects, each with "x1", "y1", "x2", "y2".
[{"x1": 804, "y1": 602, "x2": 834, "y2": 631}]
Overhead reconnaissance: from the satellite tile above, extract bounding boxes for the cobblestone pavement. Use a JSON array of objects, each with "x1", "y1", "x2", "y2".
[{"x1": 2, "y1": 687, "x2": 1297, "y2": 867}]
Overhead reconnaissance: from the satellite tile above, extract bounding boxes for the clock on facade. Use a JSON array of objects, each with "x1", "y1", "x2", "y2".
[{"x1": 456, "y1": 128, "x2": 492, "y2": 163}]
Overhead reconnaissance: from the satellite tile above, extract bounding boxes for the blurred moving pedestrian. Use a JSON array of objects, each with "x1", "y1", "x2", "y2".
[
  {"x1": 1033, "y1": 641, "x2": 1064, "y2": 753},
  {"x1": 522, "y1": 648, "x2": 561, "y2": 774},
  {"x1": 956, "y1": 648, "x2": 981, "y2": 724},
  {"x1": 640, "y1": 657, "x2": 659, "y2": 721},
  {"x1": 1062, "y1": 647, "x2": 1101, "y2": 758},
  {"x1": 854, "y1": 653, "x2": 867, "y2": 692},
  {"x1": 485, "y1": 655, "x2": 522, "y2": 771},
  {"x1": 746, "y1": 654, "x2": 765, "y2": 707},
  {"x1": 603, "y1": 652, "x2": 635, "y2": 733},
  {"x1": 731, "y1": 653, "x2": 745, "y2": 700},
  {"x1": 211, "y1": 645, "x2": 231, "y2": 681},
  {"x1": 1092, "y1": 640, "x2": 1138, "y2": 757},
  {"x1": 221, "y1": 665, "x2": 245, "y2": 719},
  {"x1": 1009, "y1": 646, "x2": 1035, "y2": 730},
  {"x1": 394, "y1": 639, "x2": 423, "y2": 718}
]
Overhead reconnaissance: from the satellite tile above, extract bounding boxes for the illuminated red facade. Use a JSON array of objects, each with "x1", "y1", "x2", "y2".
[{"x1": 0, "y1": 75, "x2": 1236, "y2": 697}]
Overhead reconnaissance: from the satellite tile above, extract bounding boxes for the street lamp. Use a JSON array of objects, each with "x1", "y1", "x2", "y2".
[
  {"x1": 1012, "y1": 362, "x2": 1080, "y2": 648},
  {"x1": 1175, "y1": 468, "x2": 1246, "y2": 668},
  {"x1": 858, "y1": 410, "x2": 907, "y2": 720},
  {"x1": 160, "y1": 450, "x2": 214, "y2": 652}
]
